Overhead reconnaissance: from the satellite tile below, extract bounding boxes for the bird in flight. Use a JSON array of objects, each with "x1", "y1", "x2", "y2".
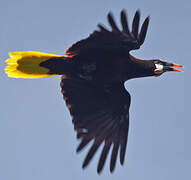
[{"x1": 5, "y1": 10, "x2": 183, "y2": 173}]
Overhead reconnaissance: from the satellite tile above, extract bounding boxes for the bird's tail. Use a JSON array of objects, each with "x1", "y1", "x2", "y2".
[{"x1": 5, "y1": 51, "x2": 72, "y2": 79}]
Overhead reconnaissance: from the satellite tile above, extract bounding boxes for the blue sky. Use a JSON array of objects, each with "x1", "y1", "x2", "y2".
[{"x1": 0, "y1": 0, "x2": 190, "y2": 179}]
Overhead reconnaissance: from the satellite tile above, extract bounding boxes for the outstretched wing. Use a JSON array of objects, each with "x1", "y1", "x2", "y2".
[
  {"x1": 60, "y1": 76, "x2": 131, "y2": 173},
  {"x1": 66, "y1": 10, "x2": 150, "y2": 56}
]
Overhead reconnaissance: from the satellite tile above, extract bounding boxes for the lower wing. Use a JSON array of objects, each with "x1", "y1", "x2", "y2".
[{"x1": 60, "y1": 76, "x2": 131, "y2": 173}]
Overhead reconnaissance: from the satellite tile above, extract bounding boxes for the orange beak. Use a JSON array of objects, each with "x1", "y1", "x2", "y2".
[
  {"x1": 172, "y1": 63, "x2": 184, "y2": 68},
  {"x1": 172, "y1": 63, "x2": 184, "y2": 72},
  {"x1": 163, "y1": 62, "x2": 184, "y2": 72},
  {"x1": 172, "y1": 68, "x2": 184, "y2": 72}
]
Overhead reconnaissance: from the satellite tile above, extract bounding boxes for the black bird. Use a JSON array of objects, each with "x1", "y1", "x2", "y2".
[{"x1": 5, "y1": 10, "x2": 183, "y2": 173}]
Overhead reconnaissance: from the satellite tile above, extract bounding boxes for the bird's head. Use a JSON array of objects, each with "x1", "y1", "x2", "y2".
[{"x1": 153, "y1": 60, "x2": 183, "y2": 77}]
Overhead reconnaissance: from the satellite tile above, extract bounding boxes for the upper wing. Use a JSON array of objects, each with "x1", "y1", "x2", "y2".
[
  {"x1": 60, "y1": 76, "x2": 131, "y2": 173},
  {"x1": 66, "y1": 10, "x2": 150, "y2": 56}
]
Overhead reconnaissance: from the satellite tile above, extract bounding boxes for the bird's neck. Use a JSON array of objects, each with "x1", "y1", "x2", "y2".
[{"x1": 125, "y1": 55, "x2": 155, "y2": 80}]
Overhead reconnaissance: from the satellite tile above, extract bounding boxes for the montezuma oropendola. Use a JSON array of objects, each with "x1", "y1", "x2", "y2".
[{"x1": 5, "y1": 10, "x2": 183, "y2": 173}]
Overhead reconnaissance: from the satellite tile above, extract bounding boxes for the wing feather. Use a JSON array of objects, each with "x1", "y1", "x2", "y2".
[
  {"x1": 97, "y1": 140, "x2": 112, "y2": 173},
  {"x1": 120, "y1": 129, "x2": 128, "y2": 165},
  {"x1": 77, "y1": 138, "x2": 91, "y2": 152},
  {"x1": 107, "y1": 12, "x2": 120, "y2": 32},
  {"x1": 110, "y1": 140, "x2": 120, "y2": 172},
  {"x1": 120, "y1": 10, "x2": 130, "y2": 34},
  {"x1": 98, "y1": 24, "x2": 110, "y2": 33},
  {"x1": 66, "y1": 9, "x2": 150, "y2": 56},
  {"x1": 132, "y1": 10, "x2": 140, "y2": 38},
  {"x1": 61, "y1": 77, "x2": 131, "y2": 173},
  {"x1": 82, "y1": 139, "x2": 103, "y2": 168},
  {"x1": 138, "y1": 16, "x2": 150, "y2": 45}
]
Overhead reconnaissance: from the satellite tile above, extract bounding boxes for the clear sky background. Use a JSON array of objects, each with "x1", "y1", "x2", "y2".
[{"x1": 0, "y1": 0, "x2": 190, "y2": 179}]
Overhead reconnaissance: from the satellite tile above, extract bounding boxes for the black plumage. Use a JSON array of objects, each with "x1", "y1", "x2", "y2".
[
  {"x1": 59, "y1": 10, "x2": 154, "y2": 173},
  {"x1": 57, "y1": 10, "x2": 182, "y2": 173},
  {"x1": 61, "y1": 78, "x2": 130, "y2": 173}
]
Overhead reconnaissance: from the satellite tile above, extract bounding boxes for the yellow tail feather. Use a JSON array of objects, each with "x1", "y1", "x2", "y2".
[{"x1": 5, "y1": 51, "x2": 62, "y2": 78}]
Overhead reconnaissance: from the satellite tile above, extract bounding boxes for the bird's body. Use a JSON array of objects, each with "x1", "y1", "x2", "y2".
[
  {"x1": 41, "y1": 48, "x2": 156, "y2": 84},
  {"x1": 5, "y1": 10, "x2": 183, "y2": 173}
]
